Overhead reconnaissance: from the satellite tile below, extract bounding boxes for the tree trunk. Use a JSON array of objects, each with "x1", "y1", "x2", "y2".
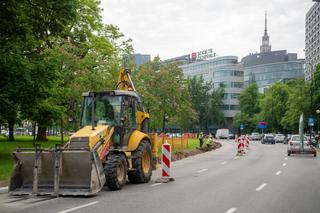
[
  {"x1": 8, "y1": 120, "x2": 14, "y2": 141},
  {"x1": 36, "y1": 126, "x2": 48, "y2": 141}
]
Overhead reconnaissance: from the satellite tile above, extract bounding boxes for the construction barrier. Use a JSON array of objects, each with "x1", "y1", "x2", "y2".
[
  {"x1": 161, "y1": 142, "x2": 171, "y2": 178},
  {"x1": 155, "y1": 141, "x2": 175, "y2": 183}
]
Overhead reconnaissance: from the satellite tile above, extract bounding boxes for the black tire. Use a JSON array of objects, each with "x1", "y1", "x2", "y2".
[
  {"x1": 314, "y1": 151, "x2": 317, "y2": 157},
  {"x1": 128, "y1": 140, "x2": 152, "y2": 184},
  {"x1": 104, "y1": 153, "x2": 127, "y2": 190},
  {"x1": 287, "y1": 150, "x2": 291, "y2": 156}
]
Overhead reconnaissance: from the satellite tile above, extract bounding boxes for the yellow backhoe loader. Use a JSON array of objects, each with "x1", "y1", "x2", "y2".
[{"x1": 9, "y1": 69, "x2": 157, "y2": 196}]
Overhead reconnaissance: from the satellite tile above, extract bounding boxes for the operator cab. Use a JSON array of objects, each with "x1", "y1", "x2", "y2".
[{"x1": 80, "y1": 90, "x2": 147, "y2": 148}]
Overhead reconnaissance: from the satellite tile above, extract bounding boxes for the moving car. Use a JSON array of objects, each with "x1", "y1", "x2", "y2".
[
  {"x1": 287, "y1": 135, "x2": 316, "y2": 157},
  {"x1": 261, "y1": 134, "x2": 275, "y2": 144},
  {"x1": 250, "y1": 132, "x2": 261, "y2": 140},
  {"x1": 216, "y1": 129, "x2": 229, "y2": 139},
  {"x1": 275, "y1": 134, "x2": 285, "y2": 143}
]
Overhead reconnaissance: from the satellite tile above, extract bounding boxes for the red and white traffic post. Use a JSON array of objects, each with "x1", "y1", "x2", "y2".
[{"x1": 156, "y1": 141, "x2": 175, "y2": 183}]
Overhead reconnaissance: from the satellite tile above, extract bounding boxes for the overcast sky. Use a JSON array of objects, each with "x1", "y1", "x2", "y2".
[{"x1": 101, "y1": 0, "x2": 315, "y2": 61}]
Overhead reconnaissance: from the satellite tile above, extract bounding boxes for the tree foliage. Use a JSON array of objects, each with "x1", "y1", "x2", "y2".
[{"x1": 187, "y1": 76, "x2": 224, "y2": 132}]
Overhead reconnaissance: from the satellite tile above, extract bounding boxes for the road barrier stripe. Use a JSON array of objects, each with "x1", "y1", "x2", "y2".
[{"x1": 161, "y1": 142, "x2": 171, "y2": 178}]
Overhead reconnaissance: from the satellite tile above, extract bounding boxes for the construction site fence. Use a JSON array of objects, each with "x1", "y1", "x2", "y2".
[{"x1": 149, "y1": 133, "x2": 198, "y2": 152}]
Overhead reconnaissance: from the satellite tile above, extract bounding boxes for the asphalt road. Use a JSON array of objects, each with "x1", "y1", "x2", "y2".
[{"x1": 1, "y1": 140, "x2": 320, "y2": 213}]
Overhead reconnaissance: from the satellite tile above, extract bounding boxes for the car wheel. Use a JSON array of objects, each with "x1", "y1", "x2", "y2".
[
  {"x1": 287, "y1": 150, "x2": 291, "y2": 156},
  {"x1": 314, "y1": 151, "x2": 317, "y2": 157}
]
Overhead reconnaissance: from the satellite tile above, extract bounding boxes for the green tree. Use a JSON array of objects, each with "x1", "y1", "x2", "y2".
[
  {"x1": 281, "y1": 79, "x2": 310, "y2": 132},
  {"x1": 233, "y1": 83, "x2": 260, "y2": 133},
  {"x1": 259, "y1": 83, "x2": 289, "y2": 133}
]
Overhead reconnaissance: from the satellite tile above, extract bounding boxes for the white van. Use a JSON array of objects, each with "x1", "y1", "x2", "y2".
[{"x1": 216, "y1": 129, "x2": 229, "y2": 139}]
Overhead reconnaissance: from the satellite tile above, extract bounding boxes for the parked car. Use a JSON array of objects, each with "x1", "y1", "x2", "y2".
[
  {"x1": 275, "y1": 134, "x2": 285, "y2": 143},
  {"x1": 216, "y1": 129, "x2": 229, "y2": 139},
  {"x1": 287, "y1": 135, "x2": 316, "y2": 157},
  {"x1": 261, "y1": 134, "x2": 275, "y2": 144},
  {"x1": 250, "y1": 132, "x2": 261, "y2": 141}
]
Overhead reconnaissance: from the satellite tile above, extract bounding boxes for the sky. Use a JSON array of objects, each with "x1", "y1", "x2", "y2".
[{"x1": 100, "y1": 0, "x2": 315, "y2": 61}]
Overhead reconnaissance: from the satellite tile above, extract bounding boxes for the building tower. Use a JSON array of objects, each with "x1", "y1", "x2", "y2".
[{"x1": 260, "y1": 11, "x2": 272, "y2": 53}]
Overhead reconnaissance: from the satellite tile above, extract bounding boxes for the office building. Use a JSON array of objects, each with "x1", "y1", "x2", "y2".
[
  {"x1": 242, "y1": 12, "x2": 305, "y2": 93},
  {"x1": 305, "y1": 2, "x2": 320, "y2": 81},
  {"x1": 180, "y1": 56, "x2": 244, "y2": 128},
  {"x1": 133, "y1": 53, "x2": 151, "y2": 66}
]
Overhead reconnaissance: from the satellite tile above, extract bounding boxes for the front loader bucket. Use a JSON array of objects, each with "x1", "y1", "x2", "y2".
[{"x1": 9, "y1": 146, "x2": 105, "y2": 196}]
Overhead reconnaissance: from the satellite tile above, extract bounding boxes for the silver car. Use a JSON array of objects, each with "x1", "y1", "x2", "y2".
[
  {"x1": 275, "y1": 134, "x2": 285, "y2": 143},
  {"x1": 250, "y1": 132, "x2": 261, "y2": 140},
  {"x1": 287, "y1": 135, "x2": 316, "y2": 157}
]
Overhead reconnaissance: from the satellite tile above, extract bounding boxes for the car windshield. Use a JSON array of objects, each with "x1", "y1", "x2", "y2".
[
  {"x1": 81, "y1": 95, "x2": 122, "y2": 126},
  {"x1": 291, "y1": 135, "x2": 307, "y2": 141}
]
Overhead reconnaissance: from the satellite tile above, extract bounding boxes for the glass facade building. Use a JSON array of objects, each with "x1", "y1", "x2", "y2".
[
  {"x1": 180, "y1": 56, "x2": 244, "y2": 128},
  {"x1": 242, "y1": 51, "x2": 305, "y2": 93}
]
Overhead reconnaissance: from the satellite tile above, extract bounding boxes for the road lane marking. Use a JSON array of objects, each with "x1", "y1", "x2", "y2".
[
  {"x1": 276, "y1": 171, "x2": 282, "y2": 175},
  {"x1": 197, "y1": 168, "x2": 208, "y2": 173},
  {"x1": 284, "y1": 157, "x2": 288, "y2": 160},
  {"x1": 0, "y1": 187, "x2": 8, "y2": 191},
  {"x1": 256, "y1": 183, "x2": 267, "y2": 191},
  {"x1": 57, "y1": 201, "x2": 99, "y2": 213},
  {"x1": 234, "y1": 156, "x2": 239, "y2": 160},
  {"x1": 282, "y1": 163, "x2": 287, "y2": 167},
  {"x1": 225, "y1": 207, "x2": 237, "y2": 213},
  {"x1": 151, "y1": 183, "x2": 162, "y2": 187},
  {"x1": 221, "y1": 161, "x2": 228, "y2": 165}
]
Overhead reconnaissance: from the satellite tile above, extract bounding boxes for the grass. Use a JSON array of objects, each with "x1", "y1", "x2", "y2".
[
  {"x1": 0, "y1": 136, "x2": 200, "y2": 185},
  {"x1": 0, "y1": 135, "x2": 69, "y2": 185}
]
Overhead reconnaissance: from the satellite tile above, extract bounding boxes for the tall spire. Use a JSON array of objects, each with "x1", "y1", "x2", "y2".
[
  {"x1": 260, "y1": 11, "x2": 271, "y2": 53},
  {"x1": 264, "y1": 11, "x2": 268, "y2": 36}
]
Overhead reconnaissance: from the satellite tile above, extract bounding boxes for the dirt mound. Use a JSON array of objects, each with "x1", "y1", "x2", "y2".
[{"x1": 158, "y1": 141, "x2": 222, "y2": 162}]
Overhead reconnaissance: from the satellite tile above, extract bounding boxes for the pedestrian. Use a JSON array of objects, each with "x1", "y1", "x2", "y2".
[{"x1": 199, "y1": 132, "x2": 204, "y2": 148}]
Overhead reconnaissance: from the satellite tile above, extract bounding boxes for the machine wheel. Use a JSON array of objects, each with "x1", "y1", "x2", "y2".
[
  {"x1": 128, "y1": 140, "x2": 152, "y2": 184},
  {"x1": 104, "y1": 153, "x2": 127, "y2": 190}
]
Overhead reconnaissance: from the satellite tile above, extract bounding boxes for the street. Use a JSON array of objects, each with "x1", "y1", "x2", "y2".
[{"x1": 1, "y1": 140, "x2": 320, "y2": 213}]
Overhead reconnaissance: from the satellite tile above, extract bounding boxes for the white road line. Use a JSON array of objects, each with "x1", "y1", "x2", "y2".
[
  {"x1": 275, "y1": 170, "x2": 282, "y2": 175},
  {"x1": 0, "y1": 187, "x2": 8, "y2": 191},
  {"x1": 221, "y1": 161, "x2": 228, "y2": 165},
  {"x1": 225, "y1": 207, "x2": 237, "y2": 213},
  {"x1": 151, "y1": 183, "x2": 162, "y2": 187},
  {"x1": 282, "y1": 163, "x2": 287, "y2": 167},
  {"x1": 284, "y1": 157, "x2": 288, "y2": 160},
  {"x1": 256, "y1": 183, "x2": 267, "y2": 191},
  {"x1": 234, "y1": 156, "x2": 239, "y2": 160},
  {"x1": 57, "y1": 201, "x2": 99, "y2": 213},
  {"x1": 197, "y1": 168, "x2": 209, "y2": 173}
]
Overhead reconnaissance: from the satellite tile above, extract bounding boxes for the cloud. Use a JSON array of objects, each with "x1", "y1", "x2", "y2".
[{"x1": 100, "y1": 0, "x2": 314, "y2": 60}]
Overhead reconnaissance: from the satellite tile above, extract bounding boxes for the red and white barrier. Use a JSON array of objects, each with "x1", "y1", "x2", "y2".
[
  {"x1": 156, "y1": 141, "x2": 175, "y2": 183},
  {"x1": 161, "y1": 142, "x2": 171, "y2": 178},
  {"x1": 236, "y1": 136, "x2": 249, "y2": 156}
]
